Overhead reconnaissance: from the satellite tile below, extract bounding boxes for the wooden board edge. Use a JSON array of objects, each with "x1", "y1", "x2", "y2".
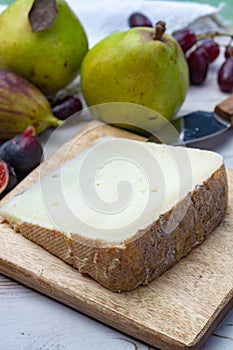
[
  {"x1": 188, "y1": 291, "x2": 233, "y2": 350},
  {"x1": 0, "y1": 239, "x2": 232, "y2": 350},
  {"x1": 0, "y1": 246, "x2": 187, "y2": 350}
]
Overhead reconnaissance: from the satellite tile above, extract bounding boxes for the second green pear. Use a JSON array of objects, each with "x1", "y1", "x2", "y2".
[
  {"x1": 81, "y1": 23, "x2": 189, "y2": 132},
  {"x1": 0, "y1": 0, "x2": 88, "y2": 95}
]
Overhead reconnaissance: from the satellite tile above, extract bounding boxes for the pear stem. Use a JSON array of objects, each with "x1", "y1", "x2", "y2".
[{"x1": 153, "y1": 21, "x2": 166, "y2": 40}]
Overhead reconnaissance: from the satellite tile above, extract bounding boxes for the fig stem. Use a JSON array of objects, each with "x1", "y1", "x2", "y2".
[
  {"x1": 23, "y1": 126, "x2": 36, "y2": 137},
  {"x1": 35, "y1": 115, "x2": 63, "y2": 135},
  {"x1": 153, "y1": 21, "x2": 166, "y2": 40}
]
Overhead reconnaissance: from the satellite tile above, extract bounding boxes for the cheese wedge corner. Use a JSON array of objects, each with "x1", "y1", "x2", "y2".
[{"x1": 0, "y1": 137, "x2": 228, "y2": 291}]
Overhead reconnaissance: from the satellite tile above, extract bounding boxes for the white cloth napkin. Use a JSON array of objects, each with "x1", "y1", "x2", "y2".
[{"x1": 66, "y1": 0, "x2": 226, "y2": 47}]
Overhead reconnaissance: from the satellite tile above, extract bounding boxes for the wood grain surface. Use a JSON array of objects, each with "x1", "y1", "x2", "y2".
[{"x1": 0, "y1": 121, "x2": 232, "y2": 350}]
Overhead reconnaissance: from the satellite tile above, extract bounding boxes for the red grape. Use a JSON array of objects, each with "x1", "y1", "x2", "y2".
[
  {"x1": 128, "y1": 12, "x2": 153, "y2": 28},
  {"x1": 187, "y1": 47, "x2": 209, "y2": 85},
  {"x1": 172, "y1": 28, "x2": 196, "y2": 53},
  {"x1": 199, "y1": 38, "x2": 220, "y2": 63},
  {"x1": 225, "y1": 45, "x2": 233, "y2": 59},
  {"x1": 52, "y1": 96, "x2": 82, "y2": 120},
  {"x1": 218, "y1": 57, "x2": 233, "y2": 92}
]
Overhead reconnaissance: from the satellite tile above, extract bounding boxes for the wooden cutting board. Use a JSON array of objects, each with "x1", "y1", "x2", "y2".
[{"x1": 0, "y1": 121, "x2": 232, "y2": 350}]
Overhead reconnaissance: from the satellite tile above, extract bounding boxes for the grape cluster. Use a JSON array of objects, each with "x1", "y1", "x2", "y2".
[
  {"x1": 173, "y1": 28, "x2": 233, "y2": 92},
  {"x1": 128, "y1": 12, "x2": 233, "y2": 93}
]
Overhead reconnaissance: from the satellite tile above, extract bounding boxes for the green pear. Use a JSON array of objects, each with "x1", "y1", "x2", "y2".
[
  {"x1": 0, "y1": 0, "x2": 88, "y2": 95},
  {"x1": 81, "y1": 21, "x2": 189, "y2": 133}
]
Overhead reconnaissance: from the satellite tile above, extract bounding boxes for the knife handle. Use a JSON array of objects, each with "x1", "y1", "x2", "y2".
[{"x1": 214, "y1": 94, "x2": 233, "y2": 127}]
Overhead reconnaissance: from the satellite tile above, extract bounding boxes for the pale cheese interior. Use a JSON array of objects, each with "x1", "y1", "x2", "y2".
[{"x1": 0, "y1": 137, "x2": 223, "y2": 243}]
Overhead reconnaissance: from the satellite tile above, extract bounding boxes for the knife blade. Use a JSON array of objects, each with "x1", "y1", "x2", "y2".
[{"x1": 148, "y1": 94, "x2": 233, "y2": 145}]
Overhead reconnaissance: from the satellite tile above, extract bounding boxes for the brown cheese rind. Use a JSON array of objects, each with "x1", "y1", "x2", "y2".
[{"x1": 14, "y1": 164, "x2": 228, "y2": 292}]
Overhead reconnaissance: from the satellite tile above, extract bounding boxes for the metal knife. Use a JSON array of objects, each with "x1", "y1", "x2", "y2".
[{"x1": 148, "y1": 94, "x2": 233, "y2": 145}]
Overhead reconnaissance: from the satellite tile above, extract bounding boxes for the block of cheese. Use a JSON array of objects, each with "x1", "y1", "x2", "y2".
[{"x1": 0, "y1": 137, "x2": 228, "y2": 292}]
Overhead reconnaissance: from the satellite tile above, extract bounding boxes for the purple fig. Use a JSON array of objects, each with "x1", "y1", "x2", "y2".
[
  {"x1": 0, "y1": 159, "x2": 17, "y2": 199},
  {"x1": 0, "y1": 126, "x2": 43, "y2": 181},
  {"x1": 0, "y1": 69, "x2": 62, "y2": 140}
]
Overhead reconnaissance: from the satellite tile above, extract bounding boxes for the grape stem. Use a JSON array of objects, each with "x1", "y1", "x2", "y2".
[{"x1": 197, "y1": 31, "x2": 233, "y2": 41}]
